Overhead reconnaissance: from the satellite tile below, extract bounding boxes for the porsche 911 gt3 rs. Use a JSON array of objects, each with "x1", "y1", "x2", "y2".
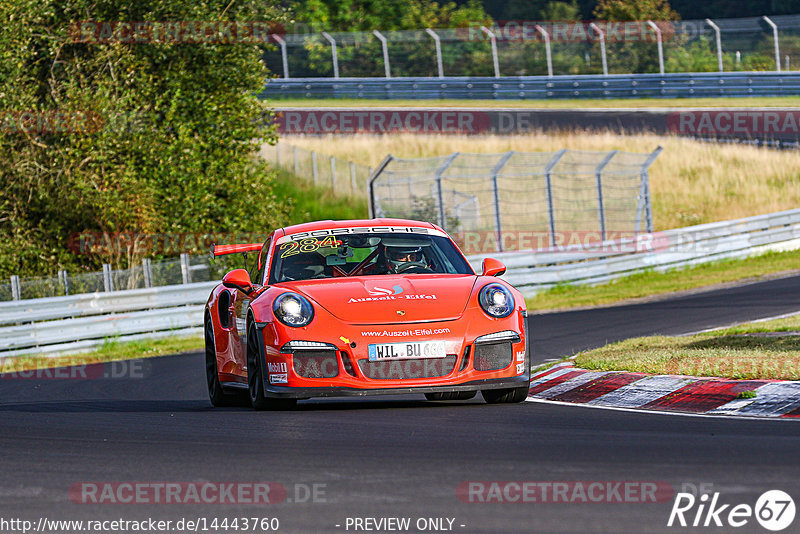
[{"x1": 205, "y1": 218, "x2": 530, "y2": 410}]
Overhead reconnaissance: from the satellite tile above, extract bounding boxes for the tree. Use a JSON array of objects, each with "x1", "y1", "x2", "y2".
[{"x1": 0, "y1": 0, "x2": 290, "y2": 278}]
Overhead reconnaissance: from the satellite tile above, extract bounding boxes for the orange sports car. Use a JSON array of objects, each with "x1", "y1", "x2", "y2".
[{"x1": 205, "y1": 219, "x2": 530, "y2": 410}]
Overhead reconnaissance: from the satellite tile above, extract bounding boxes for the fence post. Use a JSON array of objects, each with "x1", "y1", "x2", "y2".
[
  {"x1": 180, "y1": 253, "x2": 192, "y2": 284},
  {"x1": 330, "y1": 156, "x2": 337, "y2": 192},
  {"x1": 367, "y1": 157, "x2": 394, "y2": 219},
  {"x1": 373, "y1": 30, "x2": 391, "y2": 78},
  {"x1": 534, "y1": 25, "x2": 553, "y2": 77},
  {"x1": 638, "y1": 146, "x2": 663, "y2": 234},
  {"x1": 272, "y1": 34, "x2": 289, "y2": 78},
  {"x1": 59, "y1": 270, "x2": 69, "y2": 296},
  {"x1": 594, "y1": 150, "x2": 618, "y2": 242},
  {"x1": 10, "y1": 275, "x2": 21, "y2": 301},
  {"x1": 102, "y1": 264, "x2": 114, "y2": 292},
  {"x1": 589, "y1": 23, "x2": 608, "y2": 76},
  {"x1": 276, "y1": 143, "x2": 281, "y2": 167},
  {"x1": 321, "y1": 31, "x2": 340, "y2": 78},
  {"x1": 763, "y1": 16, "x2": 781, "y2": 72},
  {"x1": 543, "y1": 150, "x2": 567, "y2": 247},
  {"x1": 646, "y1": 21, "x2": 664, "y2": 75},
  {"x1": 489, "y1": 151, "x2": 515, "y2": 252},
  {"x1": 705, "y1": 19, "x2": 724, "y2": 72},
  {"x1": 433, "y1": 153, "x2": 460, "y2": 230},
  {"x1": 142, "y1": 258, "x2": 153, "y2": 288},
  {"x1": 312, "y1": 151, "x2": 318, "y2": 185},
  {"x1": 425, "y1": 28, "x2": 444, "y2": 78},
  {"x1": 480, "y1": 26, "x2": 500, "y2": 77},
  {"x1": 350, "y1": 161, "x2": 357, "y2": 194},
  {"x1": 293, "y1": 146, "x2": 299, "y2": 175}
]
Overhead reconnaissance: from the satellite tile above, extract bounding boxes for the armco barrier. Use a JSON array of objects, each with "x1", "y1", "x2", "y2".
[
  {"x1": 261, "y1": 72, "x2": 800, "y2": 100},
  {"x1": 1, "y1": 209, "x2": 799, "y2": 358}
]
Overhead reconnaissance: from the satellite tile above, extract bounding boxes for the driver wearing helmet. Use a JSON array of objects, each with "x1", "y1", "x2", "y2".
[{"x1": 384, "y1": 244, "x2": 429, "y2": 273}]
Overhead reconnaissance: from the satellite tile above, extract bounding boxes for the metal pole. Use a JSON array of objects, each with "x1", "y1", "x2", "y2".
[
  {"x1": 293, "y1": 146, "x2": 299, "y2": 175},
  {"x1": 367, "y1": 156, "x2": 394, "y2": 219},
  {"x1": 589, "y1": 23, "x2": 608, "y2": 76},
  {"x1": 433, "y1": 153, "x2": 459, "y2": 229},
  {"x1": 142, "y1": 258, "x2": 152, "y2": 288},
  {"x1": 102, "y1": 264, "x2": 113, "y2": 292},
  {"x1": 275, "y1": 143, "x2": 281, "y2": 167},
  {"x1": 489, "y1": 151, "x2": 515, "y2": 252},
  {"x1": 640, "y1": 146, "x2": 663, "y2": 233},
  {"x1": 311, "y1": 151, "x2": 318, "y2": 185},
  {"x1": 480, "y1": 26, "x2": 500, "y2": 77},
  {"x1": 61, "y1": 270, "x2": 70, "y2": 295},
  {"x1": 350, "y1": 161, "x2": 357, "y2": 194},
  {"x1": 763, "y1": 16, "x2": 781, "y2": 72},
  {"x1": 534, "y1": 25, "x2": 553, "y2": 77},
  {"x1": 10, "y1": 275, "x2": 20, "y2": 300},
  {"x1": 594, "y1": 150, "x2": 618, "y2": 242},
  {"x1": 321, "y1": 31, "x2": 339, "y2": 78},
  {"x1": 330, "y1": 156, "x2": 337, "y2": 192},
  {"x1": 705, "y1": 19, "x2": 723, "y2": 72},
  {"x1": 425, "y1": 28, "x2": 444, "y2": 78},
  {"x1": 646, "y1": 21, "x2": 664, "y2": 75},
  {"x1": 373, "y1": 30, "x2": 391, "y2": 78},
  {"x1": 180, "y1": 253, "x2": 191, "y2": 284},
  {"x1": 272, "y1": 34, "x2": 289, "y2": 78},
  {"x1": 543, "y1": 150, "x2": 567, "y2": 247}
]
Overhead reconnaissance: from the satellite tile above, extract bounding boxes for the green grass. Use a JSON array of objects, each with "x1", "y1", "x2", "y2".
[
  {"x1": 573, "y1": 313, "x2": 800, "y2": 380},
  {"x1": 0, "y1": 335, "x2": 203, "y2": 374},
  {"x1": 273, "y1": 167, "x2": 368, "y2": 223},
  {"x1": 526, "y1": 249, "x2": 800, "y2": 312},
  {"x1": 272, "y1": 96, "x2": 800, "y2": 109}
]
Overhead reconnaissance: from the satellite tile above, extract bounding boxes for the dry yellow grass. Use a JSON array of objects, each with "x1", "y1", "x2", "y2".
[{"x1": 280, "y1": 133, "x2": 800, "y2": 231}]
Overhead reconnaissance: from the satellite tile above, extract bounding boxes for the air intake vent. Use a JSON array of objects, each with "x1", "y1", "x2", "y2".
[
  {"x1": 293, "y1": 350, "x2": 339, "y2": 378},
  {"x1": 358, "y1": 356, "x2": 457, "y2": 380},
  {"x1": 474, "y1": 342, "x2": 512, "y2": 371}
]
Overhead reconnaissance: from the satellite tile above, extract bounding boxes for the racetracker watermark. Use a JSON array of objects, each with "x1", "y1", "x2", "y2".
[
  {"x1": 277, "y1": 110, "x2": 491, "y2": 135},
  {"x1": 457, "y1": 481, "x2": 674, "y2": 503},
  {"x1": 68, "y1": 21, "x2": 285, "y2": 44},
  {"x1": 668, "y1": 111, "x2": 800, "y2": 137},
  {"x1": 0, "y1": 111, "x2": 103, "y2": 135},
  {"x1": 0, "y1": 359, "x2": 150, "y2": 380},
  {"x1": 67, "y1": 232, "x2": 267, "y2": 256},
  {"x1": 461, "y1": 20, "x2": 676, "y2": 42},
  {"x1": 69, "y1": 482, "x2": 326, "y2": 504}
]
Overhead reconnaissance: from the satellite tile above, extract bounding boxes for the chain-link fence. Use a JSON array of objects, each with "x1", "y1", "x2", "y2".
[
  {"x1": 263, "y1": 15, "x2": 800, "y2": 79},
  {"x1": 369, "y1": 148, "x2": 662, "y2": 254},
  {"x1": 2, "y1": 254, "x2": 248, "y2": 302},
  {"x1": 260, "y1": 142, "x2": 373, "y2": 196}
]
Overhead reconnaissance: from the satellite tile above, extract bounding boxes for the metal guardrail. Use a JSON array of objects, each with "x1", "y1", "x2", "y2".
[
  {"x1": 261, "y1": 72, "x2": 800, "y2": 100},
  {"x1": 1, "y1": 209, "x2": 798, "y2": 358},
  {"x1": 470, "y1": 208, "x2": 800, "y2": 295}
]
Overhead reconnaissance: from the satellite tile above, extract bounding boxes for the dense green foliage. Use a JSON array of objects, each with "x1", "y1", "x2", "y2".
[{"x1": 0, "y1": 0, "x2": 290, "y2": 277}]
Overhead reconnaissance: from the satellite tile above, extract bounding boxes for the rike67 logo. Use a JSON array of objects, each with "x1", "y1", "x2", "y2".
[{"x1": 668, "y1": 489, "x2": 795, "y2": 531}]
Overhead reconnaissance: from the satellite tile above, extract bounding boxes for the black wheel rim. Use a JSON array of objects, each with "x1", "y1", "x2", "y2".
[
  {"x1": 247, "y1": 323, "x2": 261, "y2": 404},
  {"x1": 205, "y1": 321, "x2": 219, "y2": 397}
]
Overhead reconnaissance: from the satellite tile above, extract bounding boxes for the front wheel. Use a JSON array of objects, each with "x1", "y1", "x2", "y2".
[
  {"x1": 246, "y1": 320, "x2": 297, "y2": 411},
  {"x1": 481, "y1": 385, "x2": 529, "y2": 404}
]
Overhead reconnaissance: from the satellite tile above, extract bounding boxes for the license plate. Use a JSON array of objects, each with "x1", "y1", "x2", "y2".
[{"x1": 368, "y1": 340, "x2": 447, "y2": 361}]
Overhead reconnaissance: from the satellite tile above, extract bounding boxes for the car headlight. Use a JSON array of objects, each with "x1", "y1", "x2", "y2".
[
  {"x1": 273, "y1": 292, "x2": 314, "y2": 327},
  {"x1": 479, "y1": 283, "x2": 515, "y2": 318}
]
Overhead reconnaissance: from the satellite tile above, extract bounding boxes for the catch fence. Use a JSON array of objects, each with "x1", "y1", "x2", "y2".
[{"x1": 368, "y1": 148, "x2": 662, "y2": 254}]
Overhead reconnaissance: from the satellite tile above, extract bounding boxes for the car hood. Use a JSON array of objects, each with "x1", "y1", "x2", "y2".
[{"x1": 285, "y1": 275, "x2": 477, "y2": 324}]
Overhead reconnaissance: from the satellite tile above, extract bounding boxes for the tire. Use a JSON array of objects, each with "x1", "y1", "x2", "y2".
[
  {"x1": 425, "y1": 391, "x2": 477, "y2": 401},
  {"x1": 205, "y1": 319, "x2": 248, "y2": 407},
  {"x1": 481, "y1": 385, "x2": 530, "y2": 404},
  {"x1": 246, "y1": 319, "x2": 297, "y2": 411}
]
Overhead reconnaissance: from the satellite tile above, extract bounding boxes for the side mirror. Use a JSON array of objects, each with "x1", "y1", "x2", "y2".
[
  {"x1": 482, "y1": 258, "x2": 506, "y2": 277},
  {"x1": 222, "y1": 269, "x2": 253, "y2": 294}
]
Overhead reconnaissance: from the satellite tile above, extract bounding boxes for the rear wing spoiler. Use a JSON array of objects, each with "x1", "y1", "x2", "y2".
[{"x1": 210, "y1": 243, "x2": 263, "y2": 257}]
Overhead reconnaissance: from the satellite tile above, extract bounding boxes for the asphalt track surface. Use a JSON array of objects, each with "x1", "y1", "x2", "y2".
[{"x1": 2, "y1": 275, "x2": 800, "y2": 534}]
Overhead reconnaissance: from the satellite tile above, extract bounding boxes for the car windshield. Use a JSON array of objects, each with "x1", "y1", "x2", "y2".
[{"x1": 269, "y1": 230, "x2": 473, "y2": 284}]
